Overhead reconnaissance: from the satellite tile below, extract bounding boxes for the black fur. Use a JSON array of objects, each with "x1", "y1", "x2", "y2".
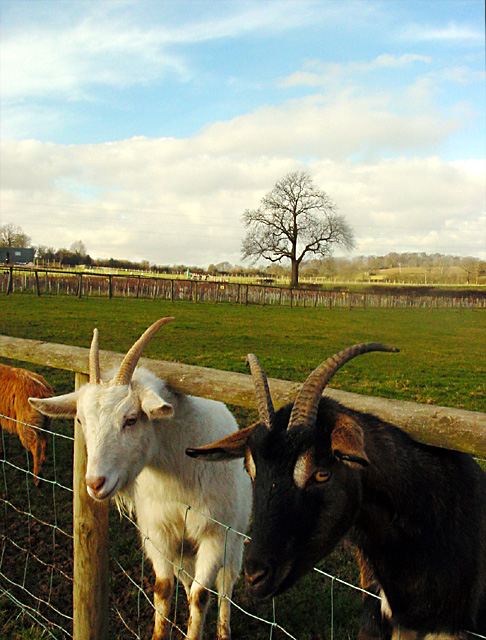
[{"x1": 245, "y1": 398, "x2": 486, "y2": 637}]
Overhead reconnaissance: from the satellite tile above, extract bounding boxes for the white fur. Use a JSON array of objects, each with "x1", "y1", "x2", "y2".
[
  {"x1": 33, "y1": 366, "x2": 251, "y2": 640},
  {"x1": 293, "y1": 450, "x2": 314, "y2": 489},
  {"x1": 380, "y1": 588, "x2": 393, "y2": 620}
]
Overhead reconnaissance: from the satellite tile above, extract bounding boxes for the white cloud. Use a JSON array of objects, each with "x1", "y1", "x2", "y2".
[
  {"x1": 404, "y1": 22, "x2": 484, "y2": 43},
  {"x1": 1, "y1": 19, "x2": 190, "y2": 102},
  {"x1": 195, "y1": 93, "x2": 459, "y2": 161},
  {"x1": 1, "y1": 116, "x2": 484, "y2": 264},
  {"x1": 0, "y1": 0, "x2": 345, "y2": 103},
  {"x1": 312, "y1": 157, "x2": 486, "y2": 257},
  {"x1": 280, "y1": 54, "x2": 432, "y2": 89},
  {"x1": 1, "y1": 2, "x2": 483, "y2": 264}
]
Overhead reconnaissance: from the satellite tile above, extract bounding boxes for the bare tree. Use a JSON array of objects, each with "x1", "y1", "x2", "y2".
[
  {"x1": 0, "y1": 223, "x2": 31, "y2": 248},
  {"x1": 70, "y1": 240, "x2": 87, "y2": 256},
  {"x1": 459, "y1": 257, "x2": 480, "y2": 285},
  {"x1": 242, "y1": 171, "x2": 355, "y2": 287}
]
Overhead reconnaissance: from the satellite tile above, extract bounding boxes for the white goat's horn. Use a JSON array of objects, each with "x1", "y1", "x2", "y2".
[
  {"x1": 89, "y1": 328, "x2": 101, "y2": 384},
  {"x1": 113, "y1": 317, "x2": 175, "y2": 386}
]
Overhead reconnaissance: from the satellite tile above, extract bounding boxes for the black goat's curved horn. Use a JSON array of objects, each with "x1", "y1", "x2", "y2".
[
  {"x1": 287, "y1": 343, "x2": 399, "y2": 431},
  {"x1": 247, "y1": 353, "x2": 275, "y2": 431},
  {"x1": 113, "y1": 317, "x2": 175, "y2": 386}
]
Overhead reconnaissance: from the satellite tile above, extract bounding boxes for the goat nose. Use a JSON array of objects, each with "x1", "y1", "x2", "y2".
[
  {"x1": 85, "y1": 475, "x2": 106, "y2": 495},
  {"x1": 245, "y1": 561, "x2": 271, "y2": 591}
]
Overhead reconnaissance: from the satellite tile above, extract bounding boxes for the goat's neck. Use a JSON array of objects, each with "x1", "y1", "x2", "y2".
[
  {"x1": 351, "y1": 427, "x2": 425, "y2": 553},
  {"x1": 148, "y1": 420, "x2": 186, "y2": 473}
]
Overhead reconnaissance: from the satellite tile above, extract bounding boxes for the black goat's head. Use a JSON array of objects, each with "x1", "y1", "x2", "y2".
[{"x1": 186, "y1": 343, "x2": 398, "y2": 599}]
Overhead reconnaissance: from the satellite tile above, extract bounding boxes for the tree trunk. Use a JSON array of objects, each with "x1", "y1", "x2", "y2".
[{"x1": 291, "y1": 260, "x2": 299, "y2": 288}]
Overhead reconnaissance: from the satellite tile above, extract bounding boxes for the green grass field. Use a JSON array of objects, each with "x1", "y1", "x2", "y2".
[
  {"x1": 2, "y1": 294, "x2": 485, "y2": 411},
  {"x1": 0, "y1": 294, "x2": 485, "y2": 639}
]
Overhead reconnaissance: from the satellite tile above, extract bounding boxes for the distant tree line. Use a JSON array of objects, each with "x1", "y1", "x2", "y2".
[
  {"x1": 303, "y1": 253, "x2": 486, "y2": 285},
  {"x1": 1, "y1": 223, "x2": 484, "y2": 285}
]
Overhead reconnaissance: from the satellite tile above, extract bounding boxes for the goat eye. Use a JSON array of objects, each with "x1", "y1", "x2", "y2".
[
  {"x1": 123, "y1": 416, "x2": 138, "y2": 429},
  {"x1": 313, "y1": 470, "x2": 331, "y2": 483}
]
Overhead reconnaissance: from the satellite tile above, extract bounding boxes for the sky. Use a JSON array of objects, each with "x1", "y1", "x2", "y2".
[{"x1": 1, "y1": 0, "x2": 485, "y2": 267}]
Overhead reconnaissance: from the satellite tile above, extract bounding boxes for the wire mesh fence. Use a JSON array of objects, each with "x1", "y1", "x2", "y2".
[
  {"x1": 1, "y1": 344, "x2": 486, "y2": 640},
  {"x1": 0, "y1": 415, "x2": 74, "y2": 638},
  {"x1": 0, "y1": 409, "x2": 375, "y2": 639},
  {"x1": 2, "y1": 411, "x2": 486, "y2": 640}
]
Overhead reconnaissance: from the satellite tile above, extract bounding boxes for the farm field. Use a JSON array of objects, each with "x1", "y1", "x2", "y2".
[
  {"x1": 1, "y1": 294, "x2": 485, "y2": 411},
  {"x1": 0, "y1": 294, "x2": 485, "y2": 640}
]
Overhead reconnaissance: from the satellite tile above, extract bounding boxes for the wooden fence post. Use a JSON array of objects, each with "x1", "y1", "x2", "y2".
[
  {"x1": 7, "y1": 266, "x2": 13, "y2": 295},
  {"x1": 35, "y1": 270, "x2": 41, "y2": 297},
  {"x1": 73, "y1": 372, "x2": 109, "y2": 640}
]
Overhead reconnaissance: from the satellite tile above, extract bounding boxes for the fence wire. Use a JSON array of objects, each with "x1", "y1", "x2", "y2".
[
  {"x1": 0, "y1": 414, "x2": 74, "y2": 638},
  {"x1": 1, "y1": 412, "x2": 485, "y2": 640}
]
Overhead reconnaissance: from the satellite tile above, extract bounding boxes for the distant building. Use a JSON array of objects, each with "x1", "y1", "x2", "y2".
[{"x1": 0, "y1": 247, "x2": 35, "y2": 265}]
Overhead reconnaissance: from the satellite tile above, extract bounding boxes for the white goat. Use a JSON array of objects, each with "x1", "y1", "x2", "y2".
[{"x1": 29, "y1": 318, "x2": 251, "y2": 640}]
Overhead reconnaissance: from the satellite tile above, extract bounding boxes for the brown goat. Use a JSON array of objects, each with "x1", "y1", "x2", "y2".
[{"x1": 0, "y1": 363, "x2": 54, "y2": 485}]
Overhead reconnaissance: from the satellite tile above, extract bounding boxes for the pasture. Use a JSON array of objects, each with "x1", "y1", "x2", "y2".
[{"x1": 0, "y1": 294, "x2": 485, "y2": 639}]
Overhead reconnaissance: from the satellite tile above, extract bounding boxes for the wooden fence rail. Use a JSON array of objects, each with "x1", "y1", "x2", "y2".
[
  {"x1": 1, "y1": 334, "x2": 485, "y2": 457},
  {"x1": 1, "y1": 334, "x2": 486, "y2": 639},
  {"x1": 2, "y1": 266, "x2": 485, "y2": 309}
]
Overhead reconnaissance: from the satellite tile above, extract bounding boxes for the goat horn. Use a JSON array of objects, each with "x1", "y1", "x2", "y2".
[
  {"x1": 247, "y1": 354, "x2": 275, "y2": 430},
  {"x1": 89, "y1": 328, "x2": 101, "y2": 384},
  {"x1": 113, "y1": 317, "x2": 175, "y2": 386},
  {"x1": 287, "y1": 343, "x2": 399, "y2": 431}
]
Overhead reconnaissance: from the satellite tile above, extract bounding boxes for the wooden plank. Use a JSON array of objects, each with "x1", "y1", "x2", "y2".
[{"x1": 0, "y1": 334, "x2": 485, "y2": 457}]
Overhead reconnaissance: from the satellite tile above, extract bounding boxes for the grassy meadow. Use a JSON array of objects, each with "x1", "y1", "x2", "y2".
[
  {"x1": 1, "y1": 293, "x2": 485, "y2": 411},
  {"x1": 0, "y1": 294, "x2": 485, "y2": 640}
]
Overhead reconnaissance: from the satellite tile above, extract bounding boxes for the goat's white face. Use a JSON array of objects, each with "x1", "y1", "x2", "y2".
[
  {"x1": 79, "y1": 382, "x2": 173, "y2": 500},
  {"x1": 30, "y1": 382, "x2": 174, "y2": 500},
  {"x1": 29, "y1": 317, "x2": 177, "y2": 501},
  {"x1": 30, "y1": 379, "x2": 174, "y2": 501}
]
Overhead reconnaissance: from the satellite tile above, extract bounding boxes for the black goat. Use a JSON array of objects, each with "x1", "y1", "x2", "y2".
[{"x1": 187, "y1": 344, "x2": 486, "y2": 638}]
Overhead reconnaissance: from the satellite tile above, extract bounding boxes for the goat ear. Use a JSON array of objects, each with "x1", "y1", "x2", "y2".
[
  {"x1": 140, "y1": 390, "x2": 174, "y2": 421},
  {"x1": 186, "y1": 424, "x2": 255, "y2": 461},
  {"x1": 331, "y1": 416, "x2": 369, "y2": 468},
  {"x1": 28, "y1": 392, "x2": 79, "y2": 418}
]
